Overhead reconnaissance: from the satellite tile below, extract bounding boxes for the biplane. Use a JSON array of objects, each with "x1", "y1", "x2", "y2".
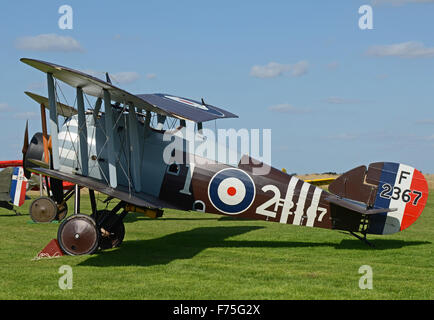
[
  {"x1": 0, "y1": 159, "x2": 74, "y2": 218},
  {"x1": 19, "y1": 58, "x2": 429, "y2": 254}
]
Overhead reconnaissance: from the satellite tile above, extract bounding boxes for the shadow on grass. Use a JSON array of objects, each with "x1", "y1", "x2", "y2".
[
  {"x1": 78, "y1": 226, "x2": 431, "y2": 267},
  {"x1": 336, "y1": 239, "x2": 431, "y2": 250},
  {"x1": 0, "y1": 213, "x2": 27, "y2": 217},
  {"x1": 80, "y1": 226, "x2": 264, "y2": 267}
]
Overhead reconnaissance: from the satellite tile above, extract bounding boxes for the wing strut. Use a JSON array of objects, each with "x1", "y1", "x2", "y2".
[
  {"x1": 127, "y1": 104, "x2": 142, "y2": 192},
  {"x1": 76, "y1": 87, "x2": 89, "y2": 176},
  {"x1": 103, "y1": 89, "x2": 117, "y2": 188},
  {"x1": 47, "y1": 73, "x2": 60, "y2": 170}
]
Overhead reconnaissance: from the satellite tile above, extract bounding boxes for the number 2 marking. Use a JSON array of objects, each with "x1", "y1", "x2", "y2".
[
  {"x1": 380, "y1": 184, "x2": 392, "y2": 198},
  {"x1": 255, "y1": 185, "x2": 280, "y2": 218}
]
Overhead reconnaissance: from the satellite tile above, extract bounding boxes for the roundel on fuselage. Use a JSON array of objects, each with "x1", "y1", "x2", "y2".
[{"x1": 208, "y1": 168, "x2": 256, "y2": 215}]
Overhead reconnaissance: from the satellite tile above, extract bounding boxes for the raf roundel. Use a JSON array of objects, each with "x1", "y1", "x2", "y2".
[{"x1": 208, "y1": 168, "x2": 256, "y2": 215}]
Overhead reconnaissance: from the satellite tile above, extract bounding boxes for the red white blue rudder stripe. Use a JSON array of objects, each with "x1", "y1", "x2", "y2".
[
  {"x1": 368, "y1": 162, "x2": 428, "y2": 235},
  {"x1": 9, "y1": 167, "x2": 27, "y2": 207}
]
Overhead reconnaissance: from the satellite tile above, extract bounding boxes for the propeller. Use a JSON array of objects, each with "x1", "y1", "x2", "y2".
[
  {"x1": 22, "y1": 121, "x2": 31, "y2": 179},
  {"x1": 22, "y1": 120, "x2": 29, "y2": 155}
]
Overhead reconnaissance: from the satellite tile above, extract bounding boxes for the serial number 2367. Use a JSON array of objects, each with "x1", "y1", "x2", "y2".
[{"x1": 379, "y1": 183, "x2": 422, "y2": 205}]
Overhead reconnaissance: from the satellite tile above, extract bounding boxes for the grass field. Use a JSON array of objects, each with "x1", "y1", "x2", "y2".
[{"x1": 0, "y1": 190, "x2": 433, "y2": 300}]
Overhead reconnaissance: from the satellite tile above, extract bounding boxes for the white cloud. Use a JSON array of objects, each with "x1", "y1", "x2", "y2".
[
  {"x1": 268, "y1": 103, "x2": 310, "y2": 114},
  {"x1": 323, "y1": 97, "x2": 361, "y2": 104},
  {"x1": 110, "y1": 72, "x2": 140, "y2": 84},
  {"x1": 326, "y1": 133, "x2": 359, "y2": 140},
  {"x1": 366, "y1": 41, "x2": 434, "y2": 58},
  {"x1": 372, "y1": 0, "x2": 434, "y2": 5},
  {"x1": 15, "y1": 33, "x2": 84, "y2": 52},
  {"x1": 326, "y1": 61, "x2": 339, "y2": 70},
  {"x1": 14, "y1": 112, "x2": 38, "y2": 120},
  {"x1": 415, "y1": 119, "x2": 434, "y2": 125},
  {"x1": 0, "y1": 103, "x2": 11, "y2": 111},
  {"x1": 146, "y1": 73, "x2": 157, "y2": 80},
  {"x1": 250, "y1": 60, "x2": 309, "y2": 78},
  {"x1": 290, "y1": 61, "x2": 309, "y2": 77}
]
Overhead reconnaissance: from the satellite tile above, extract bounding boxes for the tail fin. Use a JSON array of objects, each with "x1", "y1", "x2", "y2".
[
  {"x1": 329, "y1": 162, "x2": 428, "y2": 235},
  {"x1": 9, "y1": 167, "x2": 28, "y2": 207}
]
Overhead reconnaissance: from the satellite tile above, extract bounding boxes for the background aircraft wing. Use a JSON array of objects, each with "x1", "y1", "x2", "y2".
[
  {"x1": 0, "y1": 160, "x2": 23, "y2": 169},
  {"x1": 304, "y1": 178, "x2": 336, "y2": 186}
]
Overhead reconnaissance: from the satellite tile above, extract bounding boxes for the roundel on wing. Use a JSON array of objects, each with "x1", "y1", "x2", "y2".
[{"x1": 208, "y1": 168, "x2": 256, "y2": 215}]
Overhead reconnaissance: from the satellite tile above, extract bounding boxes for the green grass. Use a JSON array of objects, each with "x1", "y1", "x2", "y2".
[{"x1": 0, "y1": 192, "x2": 433, "y2": 300}]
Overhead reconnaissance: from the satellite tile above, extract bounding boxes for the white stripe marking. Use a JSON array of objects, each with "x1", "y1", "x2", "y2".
[
  {"x1": 305, "y1": 187, "x2": 323, "y2": 227},
  {"x1": 292, "y1": 182, "x2": 311, "y2": 225},
  {"x1": 383, "y1": 164, "x2": 414, "y2": 234},
  {"x1": 280, "y1": 176, "x2": 299, "y2": 224}
]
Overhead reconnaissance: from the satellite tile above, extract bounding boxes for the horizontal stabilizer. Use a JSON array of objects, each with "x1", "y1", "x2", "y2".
[{"x1": 326, "y1": 195, "x2": 397, "y2": 215}]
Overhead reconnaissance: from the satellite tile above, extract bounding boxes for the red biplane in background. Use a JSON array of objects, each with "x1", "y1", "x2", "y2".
[
  {"x1": 0, "y1": 159, "x2": 73, "y2": 219},
  {"x1": 17, "y1": 57, "x2": 429, "y2": 255},
  {"x1": 0, "y1": 160, "x2": 23, "y2": 169}
]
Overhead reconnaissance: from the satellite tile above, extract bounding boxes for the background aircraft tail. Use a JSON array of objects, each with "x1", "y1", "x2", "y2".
[{"x1": 9, "y1": 167, "x2": 27, "y2": 207}]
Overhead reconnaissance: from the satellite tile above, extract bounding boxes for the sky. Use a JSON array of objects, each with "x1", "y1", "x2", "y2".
[{"x1": 0, "y1": 0, "x2": 433, "y2": 174}]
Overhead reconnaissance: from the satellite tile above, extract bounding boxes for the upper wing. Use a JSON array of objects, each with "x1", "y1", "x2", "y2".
[{"x1": 20, "y1": 58, "x2": 238, "y2": 122}]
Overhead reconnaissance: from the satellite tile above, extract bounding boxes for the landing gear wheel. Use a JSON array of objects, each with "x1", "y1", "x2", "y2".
[
  {"x1": 56, "y1": 202, "x2": 68, "y2": 221},
  {"x1": 58, "y1": 214, "x2": 99, "y2": 255},
  {"x1": 91, "y1": 210, "x2": 125, "y2": 250},
  {"x1": 29, "y1": 196, "x2": 57, "y2": 223}
]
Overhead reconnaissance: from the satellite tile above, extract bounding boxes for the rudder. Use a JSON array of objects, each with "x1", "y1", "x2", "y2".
[{"x1": 328, "y1": 162, "x2": 428, "y2": 235}]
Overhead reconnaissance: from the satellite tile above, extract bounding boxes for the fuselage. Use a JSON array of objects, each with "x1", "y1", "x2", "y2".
[{"x1": 57, "y1": 114, "x2": 338, "y2": 232}]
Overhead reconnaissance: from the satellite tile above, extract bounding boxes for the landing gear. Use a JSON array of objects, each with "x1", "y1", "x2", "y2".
[
  {"x1": 349, "y1": 231, "x2": 375, "y2": 248},
  {"x1": 29, "y1": 174, "x2": 75, "y2": 223},
  {"x1": 91, "y1": 210, "x2": 125, "y2": 250},
  {"x1": 58, "y1": 214, "x2": 99, "y2": 255},
  {"x1": 29, "y1": 197, "x2": 69, "y2": 223},
  {"x1": 29, "y1": 197, "x2": 58, "y2": 223},
  {"x1": 57, "y1": 186, "x2": 128, "y2": 255}
]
